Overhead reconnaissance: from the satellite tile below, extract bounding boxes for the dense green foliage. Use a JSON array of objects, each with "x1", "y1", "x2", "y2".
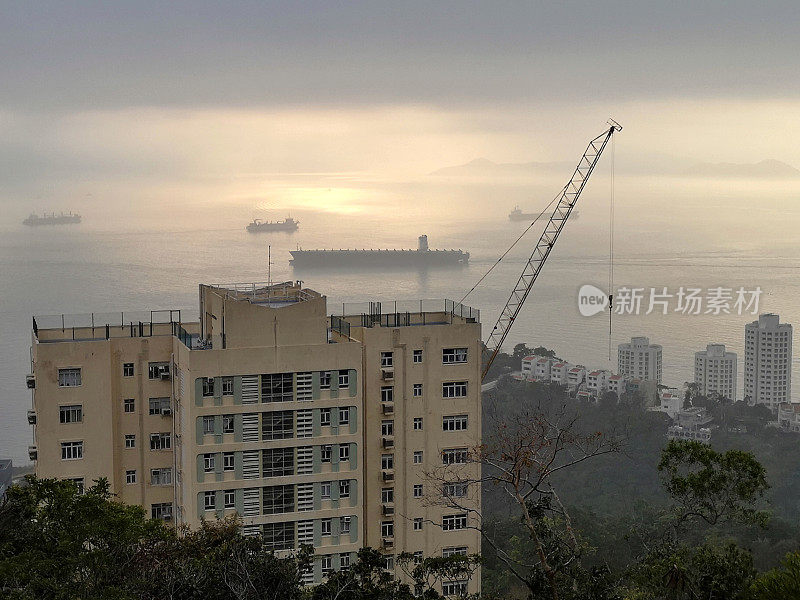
[
  {"x1": 0, "y1": 477, "x2": 477, "y2": 600},
  {"x1": 479, "y1": 352, "x2": 800, "y2": 599}
]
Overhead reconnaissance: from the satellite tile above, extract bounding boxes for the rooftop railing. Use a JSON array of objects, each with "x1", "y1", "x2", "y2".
[{"x1": 33, "y1": 310, "x2": 194, "y2": 342}]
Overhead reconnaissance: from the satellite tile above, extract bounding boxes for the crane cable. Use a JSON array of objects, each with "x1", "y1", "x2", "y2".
[
  {"x1": 608, "y1": 132, "x2": 616, "y2": 361},
  {"x1": 458, "y1": 182, "x2": 569, "y2": 305}
]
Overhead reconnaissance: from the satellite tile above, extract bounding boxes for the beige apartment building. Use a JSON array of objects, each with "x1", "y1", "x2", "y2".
[{"x1": 28, "y1": 282, "x2": 481, "y2": 594}]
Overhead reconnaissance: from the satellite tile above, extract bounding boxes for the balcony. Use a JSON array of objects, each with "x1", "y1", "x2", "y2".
[
  {"x1": 381, "y1": 403, "x2": 394, "y2": 415},
  {"x1": 381, "y1": 368, "x2": 394, "y2": 381},
  {"x1": 382, "y1": 537, "x2": 394, "y2": 549},
  {"x1": 382, "y1": 436, "x2": 395, "y2": 449},
  {"x1": 382, "y1": 470, "x2": 394, "y2": 482},
  {"x1": 382, "y1": 504, "x2": 395, "y2": 516}
]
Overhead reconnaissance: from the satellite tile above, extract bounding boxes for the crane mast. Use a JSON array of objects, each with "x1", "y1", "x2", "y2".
[{"x1": 481, "y1": 122, "x2": 621, "y2": 381}]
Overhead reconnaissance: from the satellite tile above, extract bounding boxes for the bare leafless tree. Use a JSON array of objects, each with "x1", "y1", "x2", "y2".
[{"x1": 424, "y1": 393, "x2": 624, "y2": 600}]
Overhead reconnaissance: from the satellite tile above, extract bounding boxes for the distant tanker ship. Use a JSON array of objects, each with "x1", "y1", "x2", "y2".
[
  {"x1": 290, "y1": 235, "x2": 469, "y2": 267},
  {"x1": 23, "y1": 212, "x2": 82, "y2": 226}
]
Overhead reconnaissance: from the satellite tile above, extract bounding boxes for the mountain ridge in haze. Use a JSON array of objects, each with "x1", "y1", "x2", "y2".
[{"x1": 432, "y1": 156, "x2": 800, "y2": 178}]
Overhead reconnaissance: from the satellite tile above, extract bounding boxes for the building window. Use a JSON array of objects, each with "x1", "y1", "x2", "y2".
[
  {"x1": 339, "y1": 479, "x2": 350, "y2": 498},
  {"x1": 222, "y1": 376, "x2": 233, "y2": 395},
  {"x1": 149, "y1": 362, "x2": 169, "y2": 379},
  {"x1": 413, "y1": 484, "x2": 423, "y2": 498},
  {"x1": 201, "y1": 377, "x2": 215, "y2": 397},
  {"x1": 413, "y1": 417, "x2": 423, "y2": 430},
  {"x1": 320, "y1": 408, "x2": 331, "y2": 426},
  {"x1": 203, "y1": 453, "x2": 215, "y2": 472},
  {"x1": 123, "y1": 398, "x2": 135, "y2": 413},
  {"x1": 442, "y1": 448, "x2": 468, "y2": 464},
  {"x1": 151, "y1": 503, "x2": 172, "y2": 520},
  {"x1": 381, "y1": 386, "x2": 394, "y2": 402},
  {"x1": 340, "y1": 516, "x2": 351, "y2": 534},
  {"x1": 61, "y1": 441, "x2": 83, "y2": 460},
  {"x1": 413, "y1": 384, "x2": 423, "y2": 397},
  {"x1": 263, "y1": 447, "x2": 294, "y2": 477},
  {"x1": 149, "y1": 397, "x2": 170, "y2": 415},
  {"x1": 442, "y1": 546, "x2": 469, "y2": 558},
  {"x1": 338, "y1": 407, "x2": 351, "y2": 425},
  {"x1": 263, "y1": 522, "x2": 295, "y2": 551},
  {"x1": 320, "y1": 371, "x2": 332, "y2": 389},
  {"x1": 413, "y1": 518, "x2": 423, "y2": 531},
  {"x1": 124, "y1": 434, "x2": 136, "y2": 448},
  {"x1": 321, "y1": 481, "x2": 332, "y2": 499},
  {"x1": 204, "y1": 491, "x2": 216, "y2": 511},
  {"x1": 413, "y1": 350, "x2": 423, "y2": 363},
  {"x1": 413, "y1": 451, "x2": 423, "y2": 464},
  {"x1": 338, "y1": 370, "x2": 350, "y2": 387},
  {"x1": 262, "y1": 373, "x2": 293, "y2": 402},
  {"x1": 223, "y1": 414, "x2": 235, "y2": 433},
  {"x1": 442, "y1": 580, "x2": 469, "y2": 597},
  {"x1": 125, "y1": 470, "x2": 136, "y2": 484},
  {"x1": 202, "y1": 416, "x2": 215, "y2": 434},
  {"x1": 442, "y1": 415, "x2": 468, "y2": 432},
  {"x1": 149, "y1": 433, "x2": 171, "y2": 450},
  {"x1": 442, "y1": 381, "x2": 468, "y2": 398},
  {"x1": 223, "y1": 452, "x2": 235, "y2": 471},
  {"x1": 65, "y1": 478, "x2": 85, "y2": 494},
  {"x1": 321, "y1": 445, "x2": 332, "y2": 462},
  {"x1": 263, "y1": 484, "x2": 295, "y2": 514},
  {"x1": 151, "y1": 468, "x2": 172, "y2": 486},
  {"x1": 381, "y1": 521, "x2": 394, "y2": 538},
  {"x1": 262, "y1": 410, "x2": 293, "y2": 440},
  {"x1": 224, "y1": 489, "x2": 235, "y2": 509},
  {"x1": 381, "y1": 487, "x2": 394, "y2": 503},
  {"x1": 381, "y1": 420, "x2": 394, "y2": 436},
  {"x1": 321, "y1": 554, "x2": 333, "y2": 576},
  {"x1": 442, "y1": 348, "x2": 468, "y2": 364},
  {"x1": 123, "y1": 363, "x2": 134, "y2": 377},
  {"x1": 381, "y1": 454, "x2": 394, "y2": 470},
  {"x1": 413, "y1": 551, "x2": 423, "y2": 563},
  {"x1": 381, "y1": 352, "x2": 393, "y2": 368},
  {"x1": 321, "y1": 518, "x2": 332, "y2": 536},
  {"x1": 340, "y1": 552, "x2": 351, "y2": 570},
  {"x1": 59, "y1": 404, "x2": 82, "y2": 424},
  {"x1": 442, "y1": 514, "x2": 468, "y2": 531},
  {"x1": 444, "y1": 482, "x2": 468, "y2": 498},
  {"x1": 339, "y1": 445, "x2": 350, "y2": 462},
  {"x1": 58, "y1": 368, "x2": 81, "y2": 387},
  {"x1": 384, "y1": 555, "x2": 394, "y2": 571}
]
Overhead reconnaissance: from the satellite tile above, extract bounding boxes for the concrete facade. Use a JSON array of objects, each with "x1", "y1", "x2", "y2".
[
  {"x1": 744, "y1": 314, "x2": 792, "y2": 410},
  {"x1": 618, "y1": 336, "x2": 662, "y2": 384},
  {"x1": 29, "y1": 282, "x2": 481, "y2": 593},
  {"x1": 694, "y1": 344, "x2": 737, "y2": 400}
]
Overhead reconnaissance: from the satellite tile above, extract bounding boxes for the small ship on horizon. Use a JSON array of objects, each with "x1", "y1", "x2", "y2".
[
  {"x1": 509, "y1": 205, "x2": 578, "y2": 221},
  {"x1": 23, "y1": 212, "x2": 82, "y2": 226},
  {"x1": 290, "y1": 235, "x2": 469, "y2": 268},
  {"x1": 246, "y1": 217, "x2": 299, "y2": 233}
]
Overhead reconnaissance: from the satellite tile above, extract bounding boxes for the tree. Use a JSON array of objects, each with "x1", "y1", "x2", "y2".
[
  {"x1": 658, "y1": 440, "x2": 769, "y2": 528},
  {"x1": 427, "y1": 392, "x2": 623, "y2": 600},
  {"x1": 749, "y1": 551, "x2": 800, "y2": 600}
]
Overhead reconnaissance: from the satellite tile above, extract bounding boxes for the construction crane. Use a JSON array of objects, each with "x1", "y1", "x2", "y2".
[{"x1": 481, "y1": 120, "x2": 622, "y2": 382}]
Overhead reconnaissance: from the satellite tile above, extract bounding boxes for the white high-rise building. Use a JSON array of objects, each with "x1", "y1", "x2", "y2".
[
  {"x1": 694, "y1": 344, "x2": 737, "y2": 400},
  {"x1": 618, "y1": 337, "x2": 662, "y2": 383},
  {"x1": 744, "y1": 313, "x2": 793, "y2": 410}
]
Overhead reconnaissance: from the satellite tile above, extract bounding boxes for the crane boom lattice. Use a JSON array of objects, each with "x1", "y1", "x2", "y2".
[{"x1": 482, "y1": 123, "x2": 621, "y2": 381}]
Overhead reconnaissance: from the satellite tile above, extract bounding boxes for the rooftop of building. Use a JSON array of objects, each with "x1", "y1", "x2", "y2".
[{"x1": 203, "y1": 281, "x2": 320, "y2": 307}]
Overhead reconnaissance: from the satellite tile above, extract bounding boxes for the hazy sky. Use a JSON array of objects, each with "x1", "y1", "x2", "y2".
[{"x1": 2, "y1": 1, "x2": 800, "y2": 218}]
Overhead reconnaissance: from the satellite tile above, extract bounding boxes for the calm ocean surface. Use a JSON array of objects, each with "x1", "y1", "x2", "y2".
[{"x1": 2, "y1": 175, "x2": 799, "y2": 464}]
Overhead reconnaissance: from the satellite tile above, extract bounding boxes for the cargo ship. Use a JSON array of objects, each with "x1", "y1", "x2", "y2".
[
  {"x1": 246, "y1": 217, "x2": 299, "y2": 233},
  {"x1": 23, "y1": 212, "x2": 82, "y2": 226},
  {"x1": 290, "y1": 235, "x2": 469, "y2": 267}
]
